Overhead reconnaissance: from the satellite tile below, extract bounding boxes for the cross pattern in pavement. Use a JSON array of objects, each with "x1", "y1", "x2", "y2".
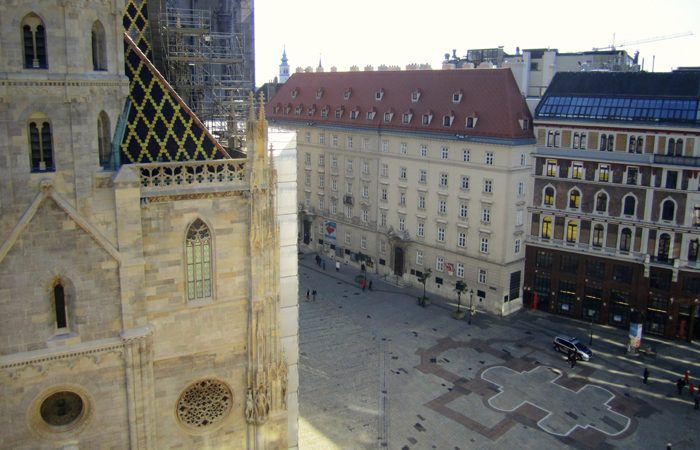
[
  {"x1": 415, "y1": 337, "x2": 647, "y2": 446},
  {"x1": 482, "y1": 365, "x2": 631, "y2": 437}
]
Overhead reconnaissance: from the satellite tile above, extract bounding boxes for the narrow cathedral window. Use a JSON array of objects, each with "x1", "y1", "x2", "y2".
[
  {"x1": 29, "y1": 116, "x2": 54, "y2": 171},
  {"x1": 54, "y1": 284, "x2": 67, "y2": 329},
  {"x1": 22, "y1": 14, "x2": 48, "y2": 69},
  {"x1": 186, "y1": 219, "x2": 213, "y2": 300},
  {"x1": 91, "y1": 21, "x2": 107, "y2": 71},
  {"x1": 97, "y1": 111, "x2": 111, "y2": 166}
]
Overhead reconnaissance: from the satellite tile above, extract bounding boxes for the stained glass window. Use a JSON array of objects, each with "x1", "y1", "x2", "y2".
[{"x1": 186, "y1": 219, "x2": 212, "y2": 300}]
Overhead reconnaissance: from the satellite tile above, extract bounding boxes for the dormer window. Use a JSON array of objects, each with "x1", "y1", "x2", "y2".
[
  {"x1": 316, "y1": 89, "x2": 323, "y2": 99},
  {"x1": 375, "y1": 89, "x2": 385, "y2": 101},
  {"x1": 295, "y1": 107, "x2": 302, "y2": 116},
  {"x1": 343, "y1": 88, "x2": 352, "y2": 100},
  {"x1": 291, "y1": 89, "x2": 298, "y2": 99},
  {"x1": 521, "y1": 119, "x2": 529, "y2": 131},
  {"x1": 384, "y1": 109, "x2": 394, "y2": 122},
  {"x1": 350, "y1": 109, "x2": 359, "y2": 120},
  {"x1": 273, "y1": 105, "x2": 280, "y2": 114},
  {"x1": 466, "y1": 114, "x2": 478, "y2": 128},
  {"x1": 321, "y1": 106, "x2": 329, "y2": 118},
  {"x1": 422, "y1": 111, "x2": 433, "y2": 125},
  {"x1": 402, "y1": 110, "x2": 413, "y2": 123},
  {"x1": 411, "y1": 90, "x2": 421, "y2": 102},
  {"x1": 335, "y1": 107, "x2": 344, "y2": 118},
  {"x1": 307, "y1": 106, "x2": 316, "y2": 116},
  {"x1": 452, "y1": 90, "x2": 463, "y2": 103},
  {"x1": 366, "y1": 108, "x2": 376, "y2": 120},
  {"x1": 283, "y1": 106, "x2": 290, "y2": 115},
  {"x1": 443, "y1": 112, "x2": 455, "y2": 127}
]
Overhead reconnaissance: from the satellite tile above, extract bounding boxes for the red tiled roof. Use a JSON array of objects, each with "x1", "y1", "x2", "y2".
[{"x1": 266, "y1": 69, "x2": 533, "y2": 139}]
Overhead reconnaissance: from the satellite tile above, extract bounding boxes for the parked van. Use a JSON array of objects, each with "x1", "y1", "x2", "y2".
[{"x1": 553, "y1": 336, "x2": 593, "y2": 361}]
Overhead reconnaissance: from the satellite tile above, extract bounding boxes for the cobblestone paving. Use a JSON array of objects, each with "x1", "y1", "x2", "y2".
[{"x1": 297, "y1": 253, "x2": 700, "y2": 450}]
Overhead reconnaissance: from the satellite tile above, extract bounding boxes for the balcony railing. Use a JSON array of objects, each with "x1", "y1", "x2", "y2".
[
  {"x1": 653, "y1": 154, "x2": 700, "y2": 168},
  {"x1": 136, "y1": 160, "x2": 246, "y2": 189}
]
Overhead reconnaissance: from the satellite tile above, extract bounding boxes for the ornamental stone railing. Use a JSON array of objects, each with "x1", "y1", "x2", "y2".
[{"x1": 135, "y1": 160, "x2": 247, "y2": 189}]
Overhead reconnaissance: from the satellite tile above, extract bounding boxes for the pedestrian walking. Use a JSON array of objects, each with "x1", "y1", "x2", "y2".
[
  {"x1": 306, "y1": 290, "x2": 310, "y2": 302},
  {"x1": 335, "y1": 261, "x2": 340, "y2": 272},
  {"x1": 689, "y1": 383, "x2": 695, "y2": 396},
  {"x1": 643, "y1": 367, "x2": 650, "y2": 384},
  {"x1": 695, "y1": 395, "x2": 700, "y2": 410},
  {"x1": 685, "y1": 370, "x2": 690, "y2": 384},
  {"x1": 369, "y1": 280, "x2": 373, "y2": 291},
  {"x1": 312, "y1": 289, "x2": 316, "y2": 301},
  {"x1": 315, "y1": 255, "x2": 321, "y2": 266},
  {"x1": 570, "y1": 351, "x2": 577, "y2": 368},
  {"x1": 677, "y1": 378, "x2": 685, "y2": 395},
  {"x1": 322, "y1": 260, "x2": 326, "y2": 270},
  {"x1": 362, "y1": 280, "x2": 366, "y2": 291}
]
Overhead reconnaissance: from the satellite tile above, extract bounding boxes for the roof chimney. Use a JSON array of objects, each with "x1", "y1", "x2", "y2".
[
  {"x1": 388, "y1": 65, "x2": 401, "y2": 71},
  {"x1": 378, "y1": 65, "x2": 388, "y2": 71},
  {"x1": 442, "y1": 63, "x2": 456, "y2": 70},
  {"x1": 305, "y1": 66, "x2": 313, "y2": 73},
  {"x1": 420, "y1": 63, "x2": 432, "y2": 70},
  {"x1": 350, "y1": 65, "x2": 360, "y2": 72},
  {"x1": 477, "y1": 62, "x2": 494, "y2": 69},
  {"x1": 295, "y1": 67, "x2": 303, "y2": 73},
  {"x1": 331, "y1": 66, "x2": 338, "y2": 72},
  {"x1": 406, "y1": 63, "x2": 418, "y2": 70},
  {"x1": 316, "y1": 66, "x2": 324, "y2": 73},
  {"x1": 461, "y1": 62, "x2": 475, "y2": 70},
  {"x1": 364, "y1": 65, "x2": 374, "y2": 71}
]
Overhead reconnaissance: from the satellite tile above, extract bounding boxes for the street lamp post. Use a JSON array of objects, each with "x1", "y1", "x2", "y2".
[
  {"x1": 589, "y1": 309, "x2": 594, "y2": 345},
  {"x1": 468, "y1": 289, "x2": 474, "y2": 325}
]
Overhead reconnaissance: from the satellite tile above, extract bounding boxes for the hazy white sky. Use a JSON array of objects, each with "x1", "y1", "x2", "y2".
[{"x1": 255, "y1": 0, "x2": 699, "y2": 87}]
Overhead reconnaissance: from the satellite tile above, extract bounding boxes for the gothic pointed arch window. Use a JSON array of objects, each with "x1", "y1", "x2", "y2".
[
  {"x1": 544, "y1": 186, "x2": 555, "y2": 206},
  {"x1": 600, "y1": 134, "x2": 607, "y2": 151},
  {"x1": 569, "y1": 189, "x2": 581, "y2": 209},
  {"x1": 91, "y1": 21, "x2": 107, "y2": 71},
  {"x1": 595, "y1": 192, "x2": 608, "y2": 213},
  {"x1": 186, "y1": 219, "x2": 213, "y2": 301},
  {"x1": 22, "y1": 13, "x2": 48, "y2": 69},
  {"x1": 54, "y1": 283, "x2": 67, "y2": 330},
  {"x1": 623, "y1": 195, "x2": 636, "y2": 216},
  {"x1": 28, "y1": 112, "x2": 54, "y2": 172},
  {"x1": 661, "y1": 200, "x2": 675, "y2": 221},
  {"x1": 97, "y1": 111, "x2": 111, "y2": 167}
]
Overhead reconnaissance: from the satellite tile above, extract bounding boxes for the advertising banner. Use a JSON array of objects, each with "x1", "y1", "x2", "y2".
[{"x1": 324, "y1": 221, "x2": 337, "y2": 242}]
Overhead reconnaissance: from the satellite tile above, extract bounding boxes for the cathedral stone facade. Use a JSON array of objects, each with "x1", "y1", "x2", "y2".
[{"x1": 0, "y1": 1, "x2": 298, "y2": 449}]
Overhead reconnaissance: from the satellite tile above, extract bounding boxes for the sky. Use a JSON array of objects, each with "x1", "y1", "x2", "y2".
[{"x1": 254, "y1": 0, "x2": 700, "y2": 87}]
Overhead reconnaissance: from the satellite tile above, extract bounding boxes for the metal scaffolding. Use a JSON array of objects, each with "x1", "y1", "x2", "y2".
[{"x1": 157, "y1": 2, "x2": 252, "y2": 141}]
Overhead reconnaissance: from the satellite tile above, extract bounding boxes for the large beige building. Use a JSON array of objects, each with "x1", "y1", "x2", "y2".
[
  {"x1": 0, "y1": 1, "x2": 298, "y2": 448},
  {"x1": 267, "y1": 69, "x2": 535, "y2": 315}
]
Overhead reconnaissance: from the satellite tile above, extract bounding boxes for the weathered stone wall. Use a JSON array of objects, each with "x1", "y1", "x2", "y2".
[{"x1": 0, "y1": 199, "x2": 121, "y2": 356}]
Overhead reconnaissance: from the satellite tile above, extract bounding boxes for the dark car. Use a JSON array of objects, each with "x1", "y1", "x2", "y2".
[{"x1": 553, "y1": 336, "x2": 593, "y2": 361}]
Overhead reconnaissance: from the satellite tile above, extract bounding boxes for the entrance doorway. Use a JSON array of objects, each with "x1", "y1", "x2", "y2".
[
  {"x1": 303, "y1": 220, "x2": 311, "y2": 245},
  {"x1": 394, "y1": 247, "x2": 404, "y2": 276}
]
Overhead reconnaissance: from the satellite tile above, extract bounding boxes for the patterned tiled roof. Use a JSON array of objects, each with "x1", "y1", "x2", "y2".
[
  {"x1": 121, "y1": 33, "x2": 229, "y2": 163},
  {"x1": 265, "y1": 69, "x2": 533, "y2": 140},
  {"x1": 123, "y1": 0, "x2": 152, "y2": 59}
]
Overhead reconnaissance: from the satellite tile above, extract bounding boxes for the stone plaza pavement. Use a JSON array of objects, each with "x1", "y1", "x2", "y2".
[{"x1": 296, "y1": 250, "x2": 700, "y2": 450}]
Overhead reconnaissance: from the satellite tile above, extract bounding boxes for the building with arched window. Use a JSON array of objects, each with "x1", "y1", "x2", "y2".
[
  {"x1": 526, "y1": 71, "x2": 700, "y2": 342},
  {"x1": 0, "y1": 2, "x2": 298, "y2": 449}
]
